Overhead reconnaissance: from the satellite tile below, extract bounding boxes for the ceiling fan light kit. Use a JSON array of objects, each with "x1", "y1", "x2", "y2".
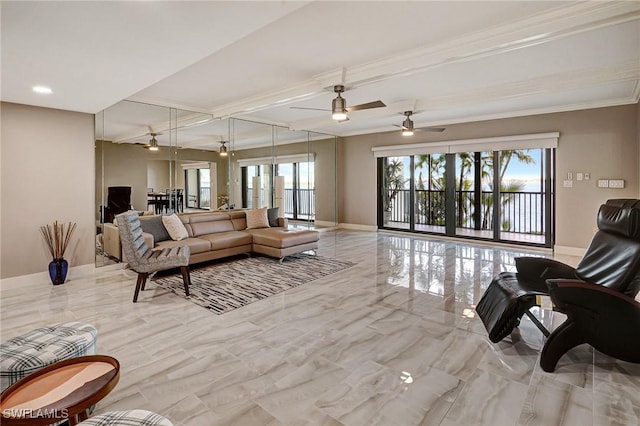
[
  {"x1": 401, "y1": 115, "x2": 414, "y2": 136},
  {"x1": 147, "y1": 134, "x2": 159, "y2": 151},
  {"x1": 331, "y1": 85, "x2": 347, "y2": 121},
  {"x1": 219, "y1": 141, "x2": 228, "y2": 156}
]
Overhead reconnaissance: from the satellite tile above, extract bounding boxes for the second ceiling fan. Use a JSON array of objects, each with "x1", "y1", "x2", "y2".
[
  {"x1": 395, "y1": 111, "x2": 446, "y2": 136},
  {"x1": 291, "y1": 85, "x2": 386, "y2": 122}
]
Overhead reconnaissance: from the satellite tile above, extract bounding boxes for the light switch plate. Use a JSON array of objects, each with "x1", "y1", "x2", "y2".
[
  {"x1": 598, "y1": 179, "x2": 609, "y2": 188},
  {"x1": 567, "y1": 172, "x2": 573, "y2": 180},
  {"x1": 563, "y1": 180, "x2": 573, "y2": 188},
  {"x1": 609, "y1": 179, "x2": 625, "y2": 189},
  {"x1": 576, "y1": 172, "x2": 583, "y2": 181},
  {"x1": 584, "y1": 172, "x2": 590, "y2": 180}
]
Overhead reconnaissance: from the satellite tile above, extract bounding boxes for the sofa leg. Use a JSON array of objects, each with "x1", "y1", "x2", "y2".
[
  {"x1": 180, "y1": 266, "x2": 191, "y2": 297},
  {"x1": 133, "y1": 273, "x2": 148, "y2": 303}
]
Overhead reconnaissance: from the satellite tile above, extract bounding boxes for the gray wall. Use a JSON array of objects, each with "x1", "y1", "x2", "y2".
[
  {"x1": 1, "y1": 102, "x2": 95, "y2": 279},
  {"x1": 340, "y1": 104, "x2": 640, "y2": 250}
]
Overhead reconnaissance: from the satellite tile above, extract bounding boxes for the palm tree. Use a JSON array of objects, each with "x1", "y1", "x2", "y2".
[
  {"x1": 383, "y1": 159, "x2": 407, "y2": 214},
  {"x1": 480, "y1": 150, "x2": 536, "y2": 229}
]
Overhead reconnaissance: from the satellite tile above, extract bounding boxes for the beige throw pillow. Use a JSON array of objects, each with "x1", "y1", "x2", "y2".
[
  {"x1": 246, "y1": 207, "x2": 270, "y2": 229},
  {"x1": 162, "y1": 214, "x2": 188, "y2": 241}
]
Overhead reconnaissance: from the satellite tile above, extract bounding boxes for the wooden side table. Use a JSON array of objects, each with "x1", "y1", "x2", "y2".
[{"x1": 0, "y1": 355, "x2": 120, "y2": 426}]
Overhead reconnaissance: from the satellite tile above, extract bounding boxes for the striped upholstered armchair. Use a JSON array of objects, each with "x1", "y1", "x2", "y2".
[{"x1": 116, "y1": 211, "x2": 191, "y2": 303}]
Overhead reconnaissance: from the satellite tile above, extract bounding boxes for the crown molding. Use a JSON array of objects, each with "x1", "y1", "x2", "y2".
[{"x1": 345, "y1": 2, "x2": 639, "y2": 88}]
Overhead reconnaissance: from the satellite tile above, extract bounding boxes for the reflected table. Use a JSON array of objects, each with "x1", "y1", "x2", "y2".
[{"x1": 0, "y1": 355, "x2": 120, "y2": 425}]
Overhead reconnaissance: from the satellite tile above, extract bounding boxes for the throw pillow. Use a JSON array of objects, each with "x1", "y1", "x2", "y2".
[
  {"x1": 246, "y1": 208, "x2": 270, "y2": 229},
  {"x1": 267, "y1": 207, "x2": 280, "y2": 227},
  {"x1": 139, "y1": 216, "x2": 171, "y2": 243},
  {"x1": 162, "y1": 214, "x2": 188, "y2": 241}
]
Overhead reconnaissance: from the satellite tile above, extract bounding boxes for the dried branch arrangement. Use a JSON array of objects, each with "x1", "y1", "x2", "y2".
[{"x1": 40, "y1": 221, "x2": 77, "y2": 260}]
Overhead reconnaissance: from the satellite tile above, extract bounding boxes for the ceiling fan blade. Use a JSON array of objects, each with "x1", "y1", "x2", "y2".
[
  {"x1": 346, "y1": 100, "x2": 386, "y2": 112},
  {"x1": 392, "y1": 124, "x2": 408, "y2": 129},
  {"x1": 290, "y1": 106, "x2": 330, "y2": 112},
  {"x1": 417, "y1": 127, "x2": 446, "y2": 132}
]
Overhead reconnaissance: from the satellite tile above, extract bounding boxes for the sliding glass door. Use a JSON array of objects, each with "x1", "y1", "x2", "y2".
[{"x1": 379, "y1": 148, "x2": 554, "y2": 247}]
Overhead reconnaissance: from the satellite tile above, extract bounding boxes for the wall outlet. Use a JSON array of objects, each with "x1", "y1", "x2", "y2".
[
  {"x1": 584, "y1": 172, "x2": 590, "y2": 180},
  {"x1": 598, "y1": 179, "x2": 609, "y2": 188},
  {"x1": 609, "y1": 179, "x2": 625, "y2": 189}
]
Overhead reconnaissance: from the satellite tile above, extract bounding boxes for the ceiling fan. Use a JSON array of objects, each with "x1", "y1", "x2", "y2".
[
  {"x1": 394, "y1": 111, "x2": 445, "y2": 136},
  {"x1": 291, "y1": 85, "x2": 386, "y2": 122},
  {"x1": 145, "y1": 133, "x2": 161, "y2": 151}
]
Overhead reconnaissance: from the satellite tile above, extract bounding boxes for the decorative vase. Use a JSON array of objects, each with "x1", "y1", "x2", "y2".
[{"x1": 48, "y1": 258, "x2": 68, "y2": 285}]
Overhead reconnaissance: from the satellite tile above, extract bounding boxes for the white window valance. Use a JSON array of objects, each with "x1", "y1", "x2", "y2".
[
  {"x1": 371, "y1": 132, "x2": 559, "y2": 158},
  {"x1": 237, "y1": 153, "x2": 315, "y2": 168},
  {"x1": 180, "y1": 162, "x2": 211, "y2": 169}
]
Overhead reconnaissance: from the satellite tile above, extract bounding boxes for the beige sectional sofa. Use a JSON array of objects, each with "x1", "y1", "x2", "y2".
[{"x1": 103, "y1": 210, "x2": 319, "y2": 264}]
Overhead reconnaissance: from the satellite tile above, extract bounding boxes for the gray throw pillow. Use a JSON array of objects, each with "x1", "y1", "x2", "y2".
[
  {"x1": 267, "y1": 207, "x2": 280, "y2": 227},
  {"x1": 139, "y1": 216, "x2": 171, "y2": 243}
]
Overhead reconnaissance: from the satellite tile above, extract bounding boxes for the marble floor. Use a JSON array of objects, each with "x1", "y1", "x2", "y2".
[{"x1": 1, "y1": 230, "x2": 639, "y2": 425}]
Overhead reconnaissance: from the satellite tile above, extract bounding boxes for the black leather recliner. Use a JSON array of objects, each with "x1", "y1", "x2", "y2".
[{"x1": 476, "y1": 199, "x2": 640, "y2": 372}]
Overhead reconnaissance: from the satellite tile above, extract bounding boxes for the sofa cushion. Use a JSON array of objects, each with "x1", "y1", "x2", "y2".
[
  {"x1": 162, "y1": 214, "x2": 188, "y2": 241},
  {"x1": 268, "y1": 207, "x2": 280, "y2": 227},
  {"x1": 155, "y1": 238, "x2": 211, "y2": 255},
  {"x1": 246, "y1": 208, "x2": 270, "y2": 229},
  {"x1": 139, "y1": 216, "x2": 171, "y2": 243},
  {"x1": 200, "y1": 231, "x2": 252, "y2": 250},
  {"x1": 250, "y1": 228, "x2": 319, "y2": 248},
  {"x1": 190, "y1": 219, "x2": 234, "y2": 236}
]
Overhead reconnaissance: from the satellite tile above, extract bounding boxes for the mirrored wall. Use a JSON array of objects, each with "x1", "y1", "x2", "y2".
[{"x1": 95, "y1": 100, "x2": 337, "y2": 267}]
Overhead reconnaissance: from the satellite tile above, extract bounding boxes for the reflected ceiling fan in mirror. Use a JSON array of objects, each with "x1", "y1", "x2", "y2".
[
  {"x1": 219, "y1": 141, "x2": 228, "y2": 157},
  {"x1": 291, "y1": 85, "x2": 386, "y2": 122},
  {"x1": 146, "y1": 133, "x2": 161, "y2": 151},
  {"x1": 394, "y1": 111, "x2": 445, "y2": 136}
]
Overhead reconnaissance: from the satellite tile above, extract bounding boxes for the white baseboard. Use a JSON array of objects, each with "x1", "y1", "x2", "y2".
[
  {"x1": 553, "y1": 245, "x2": 586, "y2": 257},
  {"x1": 0, "y1": 263, "x2": 96, "y2": 291},
  {"x1": 339, "y1": 223, "x2": 378, "y2": 232},
  {"x1": 314, "y1": 220, "x2": 338, "y2": 228}
]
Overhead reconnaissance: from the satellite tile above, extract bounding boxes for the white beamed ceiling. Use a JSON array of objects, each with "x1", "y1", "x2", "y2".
[{"x1": 2, "y1": 1, "x2": 639, "y2": 146}]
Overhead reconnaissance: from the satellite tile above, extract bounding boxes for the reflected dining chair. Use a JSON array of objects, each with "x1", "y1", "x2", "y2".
[{"x1": 116, "y1": 211, "x2": 191, "y2": 302}]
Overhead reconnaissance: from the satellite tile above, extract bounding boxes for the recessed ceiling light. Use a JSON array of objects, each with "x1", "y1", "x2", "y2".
[{"x1": 33, "y1": 86, "x2": 52, "y2": 94}]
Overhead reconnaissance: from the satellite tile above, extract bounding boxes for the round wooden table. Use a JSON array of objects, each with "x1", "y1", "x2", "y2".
[{"x1": 0, "y1": 355, "x2": 120, "y2": 425}]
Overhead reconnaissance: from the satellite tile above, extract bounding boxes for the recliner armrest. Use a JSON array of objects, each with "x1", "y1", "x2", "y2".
[{"x1": 515, "y1": 257, "x2": 578, "y2": 292}]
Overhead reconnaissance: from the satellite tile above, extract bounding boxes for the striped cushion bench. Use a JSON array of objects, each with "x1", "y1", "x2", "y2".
[
  {"x1": 0, "y1": 321, "x2": 98, "y2": 392},
  {"x1": 78, "y1": 410, "x2": 174, "y2": 426}
]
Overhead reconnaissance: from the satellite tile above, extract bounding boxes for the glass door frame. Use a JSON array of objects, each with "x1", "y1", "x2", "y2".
[{"x1": 378, "y1": 149, "x2": 555, "y2": 248}]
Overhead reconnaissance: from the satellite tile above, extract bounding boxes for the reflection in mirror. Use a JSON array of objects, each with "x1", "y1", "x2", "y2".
[{"x1": 96, "y1": 100, "x2": 337, "y2": 267}]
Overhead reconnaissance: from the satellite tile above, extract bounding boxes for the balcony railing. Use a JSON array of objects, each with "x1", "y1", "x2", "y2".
[
  {"x1": 387, "y1": 189, "x2": 544, "y2": 234},
  {"x1": 245, "y1": 188, "x2": 315, "y2": 219}
]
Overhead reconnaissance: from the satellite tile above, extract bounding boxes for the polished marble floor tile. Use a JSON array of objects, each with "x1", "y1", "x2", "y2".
[{"x1": 1, "y1": 230, "x2": 638, "y2": 425}]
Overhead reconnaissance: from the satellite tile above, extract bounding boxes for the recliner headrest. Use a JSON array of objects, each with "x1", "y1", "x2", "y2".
[{"x1": 597, "y1": 204, "x2": 640, "y2": 240}]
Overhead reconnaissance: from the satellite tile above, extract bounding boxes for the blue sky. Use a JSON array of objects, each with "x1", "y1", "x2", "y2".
[{"x1": 396, "y1": 149, "x2": 544, "y2": 191}]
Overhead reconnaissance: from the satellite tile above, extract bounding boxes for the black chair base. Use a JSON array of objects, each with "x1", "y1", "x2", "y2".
[{"x1": 133, "y1": 266, "x2": 191, "y2": 303}]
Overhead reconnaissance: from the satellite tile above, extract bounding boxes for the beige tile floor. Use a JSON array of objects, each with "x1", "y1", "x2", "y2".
[{"x1": 2, "y1": 230, "x2": 639, "y2": 425}]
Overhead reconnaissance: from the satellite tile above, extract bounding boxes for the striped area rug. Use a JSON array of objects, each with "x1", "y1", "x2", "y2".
[{"x1": 152, "y1": 254, "x2": 355, "y2": 314}]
